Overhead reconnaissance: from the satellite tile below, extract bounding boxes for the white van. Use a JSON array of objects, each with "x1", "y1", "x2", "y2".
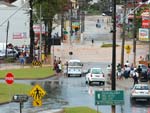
[{"x1": 65, "y1": 59, "x2": 83, "y2": 77}]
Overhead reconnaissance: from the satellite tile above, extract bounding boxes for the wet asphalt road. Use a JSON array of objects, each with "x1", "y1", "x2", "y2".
[{"x1": 0, "y1": 62, "x2": 150, "y2": 113}]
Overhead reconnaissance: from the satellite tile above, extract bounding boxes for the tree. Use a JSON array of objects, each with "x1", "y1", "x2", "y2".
[{"x1": 31, "y1": 0, "x2": 68, "y2": 57}]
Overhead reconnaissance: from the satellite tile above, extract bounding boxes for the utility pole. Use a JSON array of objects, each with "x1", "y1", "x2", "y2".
[
  {"x1": 5, "y1": 20, "x2": 9, "y2": 58},
  {"x1": 133, "y1": 0, "x2": 136, "y2": 67},
  {"x1": 112, "y1": 0, "x2": 116, "y2": 113},
  {"x1": 148, "y1": 4, "x2": 150, "y2": 61},
  {"x1": 29, "y1": 0, "x2": 34, "y2": 62},
  {"x1": 39, "y1": 4, "x2": 42, "y2": 61},
  {"x1": 70, "y1": 1, "x2": 73, "y2": 45},
  {"x1": 61, "y1": 11, "x2": 64, "y2": 42},
  {"x1": 121, "y1": 0, "x2": 127, "y2": 67}
]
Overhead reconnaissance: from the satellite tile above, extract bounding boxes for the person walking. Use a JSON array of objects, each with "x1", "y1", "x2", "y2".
[
  {"x1": 91, "y1": 38, "x2": 94, "y2": 46},
  {"x1": 137, "y1": 65, "x2": 142, "y2": 78},
  {"x1": 132, "y1": 68, "x2": 139, "y2": 85},
  {"x1": 147, "y1": 65, "x2": 150, "y2": 83},
  {"x1": 117, "y1": 63, "x2": 122, "y2": 80},
  {"x1": 106, "y1": 64, "x2": 112, "y2": 80}
]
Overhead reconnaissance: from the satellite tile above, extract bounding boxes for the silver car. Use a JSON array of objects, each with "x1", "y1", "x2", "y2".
[
  {"x1": 85, "y1": 68, "x2": 105, "y2": 85},
  {"x1": 130, "y1": 84, "x2": 150, "y2": 102}
]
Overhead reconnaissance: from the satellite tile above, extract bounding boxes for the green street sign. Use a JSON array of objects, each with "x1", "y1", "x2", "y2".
[{"x1": 95, "y1": 90, "x2": 124, "y2": 105}]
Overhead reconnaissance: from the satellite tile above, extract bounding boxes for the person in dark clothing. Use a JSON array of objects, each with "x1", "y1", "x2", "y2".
[
  {"x1": 137, "y1": 65, "x2": 142, "y2": 78},
  {"x1": 147, "y1": 65, "x2": 150, "y2": 83},
  {"x1": 132, "y1": 69, "x2": 138, "y2": 85},
  {"x1": 91, "y1": 39, "x2": 94, "y2": 46}
]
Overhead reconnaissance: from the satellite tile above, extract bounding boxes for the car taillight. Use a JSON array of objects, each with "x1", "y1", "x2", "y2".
[
  {"x1": 103, "y1": 74, "x2": 104, "y2": 77},
  {"x1": 132, "y1": 90, "x2": 135, "y2": 94},
  {"x1": 91, "y1": 74, "x2": 93, "y2": 77}
]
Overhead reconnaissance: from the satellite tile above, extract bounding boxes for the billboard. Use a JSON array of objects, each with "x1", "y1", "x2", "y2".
[{"x1": 139, "y1": 28, "x2": 149, "y2": 41}]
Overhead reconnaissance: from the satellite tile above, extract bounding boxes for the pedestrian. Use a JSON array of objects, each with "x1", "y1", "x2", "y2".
[
  {"x1": 125, "y1": 60, "x2": 130, "y2": 67},
  {"x1": 137, "y1": 65, "x2": 142, "y2": 78},
  {"x1": 91, "y1": 39, "x2": 94, "y2": 46},
  {"x1": 117, "y1": 63, "x2": 122, "y2": 80},
  {"x1": 132, "y1": 68, "x2": 139, "y2": 85},
  {"x1": 147, "y1": 65, "x2": 150, "y2": 83},
  {"x1": 106, "y1": 64, "x2": 112, "y2": 80},
  {"x1": 53, "y1": 56, "x2": 57, "y2": 70},
  {"x1": 124, "y1": 65, "x2": 130, "y2": 79}
]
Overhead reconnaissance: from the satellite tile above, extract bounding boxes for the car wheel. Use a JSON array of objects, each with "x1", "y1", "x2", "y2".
[
  {"x1": 102, "y1": 82, "x2": 105, "y2": 85},
  {"x1": 68, "y1": 74, "x2": 70, "y2": 77},
  {"x1": 130, "y1": 98, "x2": 135, "y2": 104},
  {"x1": 89, "y1": 81, "x2": 92, "y2": 85},
  {"x1": 85, "y1": 81, "x2": 88, "y2": 84}
]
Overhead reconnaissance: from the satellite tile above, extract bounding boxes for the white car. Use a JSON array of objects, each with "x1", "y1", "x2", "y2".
[
  {"x1": 0, "y1": 49, "x2": 18, "y2": 59},
  {"x1": 85, "y1": 68, "x2": 105, "y2": 85},
  {"x1": 65, "y1": 59, "x2": 83, "y2": 77},
  {"x1": 130, "y1": 84, "x2": 150, "y2": 102}
]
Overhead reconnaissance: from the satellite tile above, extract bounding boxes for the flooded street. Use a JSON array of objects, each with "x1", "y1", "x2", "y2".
[{"x1": 0, "y1": 63, "x2": 150, "y2": 113}]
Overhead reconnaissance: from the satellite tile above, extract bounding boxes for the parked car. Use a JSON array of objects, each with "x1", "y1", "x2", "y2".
[
  {"x1": 64, "y1": 59, "x2": 83, "y2": 77},
  {"x1": 138, "y1": 64, "x2": 148, "y2": 82},
  {"x1": 85, "y1": 68, "x2": 105, "y2": 85},
  {"x1": 0, "y1": 49, "x2": 18, "y2": 59},
  {"x1": 130, "y1": 84, "x2": 150, "y2": 103}
]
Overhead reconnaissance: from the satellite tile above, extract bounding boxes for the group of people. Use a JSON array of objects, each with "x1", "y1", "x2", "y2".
[
  {"x1": 53, "y1": 56, "x2": 62, "y2": 75},
  {"x1": 106, "y1": 60, "x2": 150, "y2": 85}
]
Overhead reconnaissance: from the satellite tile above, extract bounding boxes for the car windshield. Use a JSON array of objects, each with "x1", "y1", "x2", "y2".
[
  {"x1": 92, "y1": 69, "x2": 102, "y2": 74},
  {"x1": 134, "y1": 85, "x2": 149, "y2": 90},
  {"x1": 68, "y1": 62, "x2": 82, "y2": 66}
]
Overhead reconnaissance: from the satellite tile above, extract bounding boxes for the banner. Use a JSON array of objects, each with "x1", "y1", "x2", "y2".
[
  {"x1": 33, "y1": 24, "x2": 45, "y2": 34},
  {"x1": 142, "y1": 20, "x2": 150, "y2": 28},
  {"x1": 13, "y1": 32, "x2": 27, "y2": 39},
  {"x1": 139, "y1": 28, "x2": 149, "y2": 41}
]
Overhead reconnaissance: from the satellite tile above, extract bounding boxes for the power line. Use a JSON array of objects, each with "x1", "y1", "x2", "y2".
[{"x1": 0, "y1": 0, "x2": 29, "y2": 26}]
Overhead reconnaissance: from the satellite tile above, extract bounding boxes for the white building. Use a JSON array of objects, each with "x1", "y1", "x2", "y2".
[{"x1": 0, "y1": 0, "x2": 30, "y2": 47}]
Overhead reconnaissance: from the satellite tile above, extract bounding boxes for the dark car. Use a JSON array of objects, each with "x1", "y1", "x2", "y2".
[{"x1": 138, "y1": 64, "x2": 148, "y2": 82}]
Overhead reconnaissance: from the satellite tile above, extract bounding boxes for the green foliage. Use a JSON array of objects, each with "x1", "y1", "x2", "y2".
[
  {"x1": 0, "y1": 83, "x2": 32, "y2": 103},
  {"x1": 64, "y1": 106, "x2": 101, "y2": 113},
  {"x1": 0, "y1": 67, "x2": 54, "y2": 79}
]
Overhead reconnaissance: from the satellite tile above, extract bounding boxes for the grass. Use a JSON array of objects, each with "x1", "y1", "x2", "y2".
[
  {"x1": 64, "y1": 106, "x2": 101, "y2": 113},
  {"x1": 0, "y1": 83, "x2": 32, "y2": 103},
  {"x1": 101, "y1": 43, "x2": 119, "y2": 47},
  {"x1": 0, "y1": 66, "x2": 55, "y2": 79}
]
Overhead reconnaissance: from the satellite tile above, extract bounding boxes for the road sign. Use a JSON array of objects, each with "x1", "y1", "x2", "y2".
[
  {"x1": 95, "y1": 90, "x2": 124, "y2": 105},
  {"x1": 125, "y1": 45, "x2": 131, "y2": 50},
  {"x1": 125, "y1": 45, "x2": 131, "y2": 54},
  {"x1": 126, "y1": 50, "x2": 131, "y2": 54},
  {"x1": 33, "y1": 99, "x2": 42, "y2": 106},
  {"x1": 29, "y1": 84, "x2": 46, "y2": 100},
  {"x1": 5, "y1": 72, "x2": 14, "y2": 84},
  {"x1": 12, "y1": 94, "x2": 28, "y2": 103}
]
